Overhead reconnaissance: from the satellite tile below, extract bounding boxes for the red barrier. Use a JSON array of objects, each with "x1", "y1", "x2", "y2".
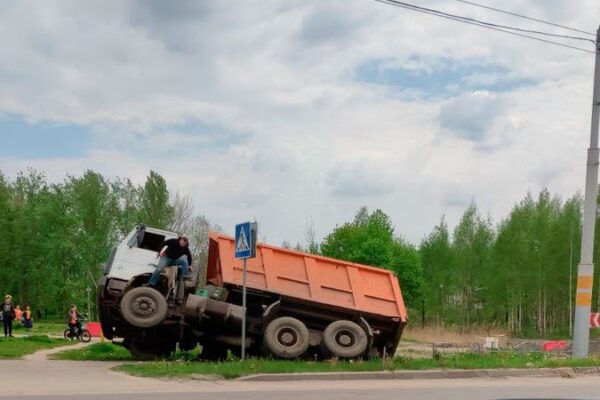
[
  {"x1": 542, "y1": 340, "x2": 569, "y2": 352},
  {"x1": 86, "y1": 322, "x2": 102, "y2": 337}
]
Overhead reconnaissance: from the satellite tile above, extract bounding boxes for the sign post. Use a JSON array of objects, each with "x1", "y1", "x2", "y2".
[{"x1": 234, "y1": 221, "x2": 257, "y2": 360}]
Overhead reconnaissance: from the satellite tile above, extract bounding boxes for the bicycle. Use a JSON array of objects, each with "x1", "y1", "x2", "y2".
[{"x1": 64, "y1": 317, "x2": 92, "y2": 343}]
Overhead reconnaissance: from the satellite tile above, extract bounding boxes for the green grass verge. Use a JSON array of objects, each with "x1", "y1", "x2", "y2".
[
  {"x1": 51, "y1": 342, "x2": 204, "y2": 362},
  {"x1": 50, "y1": 342, "x2": 133, "y2": 361},
  {"x1": 0, "y1": 336, "x2": 75, "y2": 359},
  {"x1": 113, "y1": 352, "x2": 600, "y2": 380},
  {"x1": 12, "y1": 321, "x2": 67, "y2": 337}
]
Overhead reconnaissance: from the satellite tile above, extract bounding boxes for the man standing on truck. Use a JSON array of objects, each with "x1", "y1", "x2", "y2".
[{"x1": 145, "y1": 235, "x2": 193, "y2": 287}]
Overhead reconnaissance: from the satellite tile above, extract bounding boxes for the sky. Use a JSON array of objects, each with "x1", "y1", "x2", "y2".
[{"x1": 0, "y1": 0, "x2": 599, "y2": 246}]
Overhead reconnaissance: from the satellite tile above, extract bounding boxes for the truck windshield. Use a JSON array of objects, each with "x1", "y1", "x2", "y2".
[{"x1": 138, "y1": 232, "x2": 165, "y2": 252}]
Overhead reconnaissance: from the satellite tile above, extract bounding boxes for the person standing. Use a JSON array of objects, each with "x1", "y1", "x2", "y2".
[
  {"x1": 2, "y1": 295, "x2": 16, "y2": 337},
  {"x1": 23, "y1": 305, "x2": 33, "y2": 329},
  {"x1": 14, "y1": 305, "x2": 22, "y2": 323},
  {"x1": 145, "y1": 235, "x2": 193, "y2": 287}
]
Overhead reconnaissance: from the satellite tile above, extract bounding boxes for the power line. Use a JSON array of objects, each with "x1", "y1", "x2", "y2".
[
  {"x1": 374, "y1": 0, "x2": 596, "y2": 54},
  {"x1": 376, "y1": 0, "x2": 595, "y2": 44},
  {"x1": 453, "y1": 0, "x2": 596, "y2": 37}
]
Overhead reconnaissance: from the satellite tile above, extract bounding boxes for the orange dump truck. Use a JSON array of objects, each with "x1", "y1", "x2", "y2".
[
  {"x1": 98, "y1": 225, "x2": 407, "y2": 360},
  {"x1": 205, "y1": 232, "x2": 407, "y2": 358}
]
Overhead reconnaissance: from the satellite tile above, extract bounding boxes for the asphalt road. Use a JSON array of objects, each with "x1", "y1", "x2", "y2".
[
  {"x1": 4, "y1": 375, "x2": 600, "y2": 400},
  {"x1": 3, "y1": 345, "x2": 600, "y2": 400}
]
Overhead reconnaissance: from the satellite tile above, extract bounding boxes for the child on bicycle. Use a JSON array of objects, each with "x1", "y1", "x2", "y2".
[{"x1": 66, "y1": 304, "x2": 83, "y2": 337}]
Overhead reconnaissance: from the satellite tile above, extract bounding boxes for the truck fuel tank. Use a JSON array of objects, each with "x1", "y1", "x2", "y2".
[{"x1": 183, "y1": 294, "x2": 243, "y2": 327}]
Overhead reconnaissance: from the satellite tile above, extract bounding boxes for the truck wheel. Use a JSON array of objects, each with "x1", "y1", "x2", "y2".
[
  {"x1": 264, "y1": 316, "x2": 310, "y2": 359},
  {"x1": 322, "y1": 320, "x2": 368, "y2": 359},
  {"x1": 120, "y1": 287, "x2": 168, "y2": 328}
]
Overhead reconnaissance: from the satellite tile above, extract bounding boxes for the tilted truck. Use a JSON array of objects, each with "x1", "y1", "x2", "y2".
[{"x1": 97, "y1": 225, "x2": 407, "y2": 360}]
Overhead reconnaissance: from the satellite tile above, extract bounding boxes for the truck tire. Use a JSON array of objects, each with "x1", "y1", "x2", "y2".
[
  {"x1": 322, "y1": 320, "x2": 368, "y2": 359},
  {"x1": 120, "y1": 287, "x2": 168, "y2": 328},
  {"x1": 264, "y1": 316, "x2": 310, "y2": 359}
]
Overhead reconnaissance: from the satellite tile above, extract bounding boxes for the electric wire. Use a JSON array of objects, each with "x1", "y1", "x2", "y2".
[
  {"x1": 376, "y1": 0, "x2": 595, "y2": 44},
  {"x1": 374, "y1": 0, "x2": 596, "y2": 54},
  {"x1": 453, "y1": 0, "x2": 596, "y2": 37}
]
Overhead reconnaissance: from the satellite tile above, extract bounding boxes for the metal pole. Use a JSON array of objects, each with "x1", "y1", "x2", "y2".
[
  {"x1": 573, "y1": 26, "x2": 600, "y2": 358},
  {"x1": 241, "y1": 258, "x2": 247, "y2": 360},
  {"x1": 570, "y1": 224, "x2": 573, "y2": 335},
  {"x1": 86, "y1": 287, "x2": 91, "y2": 320}
]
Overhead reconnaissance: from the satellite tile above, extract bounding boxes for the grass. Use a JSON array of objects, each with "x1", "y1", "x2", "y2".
[
  {"x1": 0, "y1": 335, "x2": 75, "y2": 359},
  {"x1": 113, "y1": 352, "x2": 600, "y2": 380},
  {"x1": 12, "y1": 321, "x2": 67, "y2": 337},
  {"x1": 51, "y1": 342, "x2": 133, "y2": 361}
]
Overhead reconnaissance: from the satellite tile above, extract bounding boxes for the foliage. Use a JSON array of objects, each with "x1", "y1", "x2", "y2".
[
  {"x1": 321, "y1": 207, "x2": 423, "y2": 304},
  {"x1": 0, "y1": 169, "x2": 216, "y2": 318},
  {"x1": 417, "y1": 190, "x2": 583, "y2": 335},
  {"x1": 114, "y1": 352, "x2": 600, "y2": 379},
  {"x1": 0, "y1": 163, "x2": 594, "y2": 337},
  {"x1": 50, "y1": 342, "x2": 132, "y2": 361},
  {"x1": 319, "y1": 189, "x2": 586, "y2": 336},
  {"x1": 0, "y1": 336, "x2": 74, "y2": 359}
]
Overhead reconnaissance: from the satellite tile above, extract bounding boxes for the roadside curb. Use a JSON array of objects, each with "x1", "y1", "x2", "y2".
[{"x1": 236, "y1": 367, "x2": 600, "y2": 382}]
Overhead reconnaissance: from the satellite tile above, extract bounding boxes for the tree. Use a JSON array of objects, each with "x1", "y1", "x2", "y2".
[
  {"x1": 420, "y1": 216, "x2": 453, "y2": 326},
  {"x1": 138, "y1": 170, "x2": 173, "y2": 229},
  {"x1": 321, "y1": 207, "x2": 394, "y2": 267},
  {"x1": 321, "y1": 207, "x2": 423, "y2": 304},
  {"x1": 389, "y1": 238, "x2": 423, "y2": 305},
  {"x1": 303, "y1": 218, "x2": 320, "y2": 255},
  {"x1": 450, "y1": 203, "x2": 494, "y2": 325},
  {"x1": 111, "y1": 178, "x2": 142, "y2": 237},
  {"x1": 170, "y1": 192, "x2": 195, "y2": 234}
]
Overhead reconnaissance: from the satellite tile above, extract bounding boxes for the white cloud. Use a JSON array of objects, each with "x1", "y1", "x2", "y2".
[
  {"x1": 438, "y1": 91, "x2": 508, "y2": 142},
  {"x1": 0, "y1": 0, "x2": 598, "y2": 245}
]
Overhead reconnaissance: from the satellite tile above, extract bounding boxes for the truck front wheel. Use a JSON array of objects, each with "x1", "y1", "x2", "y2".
[
  {"x1": 264, "y1": 316, "x2": 310, "y2": 359},
  {"x1": 120, "y1": 287, "x2": 168, "y2": 328},
  {"x1": 321, "y1": 320, "x2": 368, "y2": 358}
]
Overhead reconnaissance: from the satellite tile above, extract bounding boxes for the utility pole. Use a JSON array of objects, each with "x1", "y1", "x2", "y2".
[
  {"x1": 570, "y1": 224, "x2": 573, "y2": 335},
  {"x1": 573, "y1": 26, "x2": 600, "y2": 359},
  {"x1": 86, "y1": 287, "x2": 91, "y2": 320}
]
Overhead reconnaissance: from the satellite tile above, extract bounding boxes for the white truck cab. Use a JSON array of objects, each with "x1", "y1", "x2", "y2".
[
  {"x1": 106, "y1": 225, "x2": 178, "y2": 281},
  {"x1": 98, "y1": 224, "x2": 243, "y2": 360}
]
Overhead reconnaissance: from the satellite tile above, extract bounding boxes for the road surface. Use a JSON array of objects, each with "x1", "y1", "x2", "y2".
[
  {"x1": 3, "y1": 372, "x2": 600, "y2": 399},
  {"x1": 2, "y1": 346, "x2": 599, "y2": 399}
]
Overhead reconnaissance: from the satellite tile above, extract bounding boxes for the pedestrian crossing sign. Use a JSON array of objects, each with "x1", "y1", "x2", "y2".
[{"x1": 235, "y1": 222, "x2": 257, "y2": 259}]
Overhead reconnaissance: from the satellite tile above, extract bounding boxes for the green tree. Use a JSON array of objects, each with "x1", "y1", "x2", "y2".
[
  {"x1": 450, "y1": 203, "x2": 494, "y2": 325},
  {"x1": 420, "y1": 216, "x2": 453, "y2": 326},
  {"x1": 138, "y1": 170, "x2": 173, "y2": 229},
  {"x1": 321, "y1": 207, "x2": 423, "y2": 305}
]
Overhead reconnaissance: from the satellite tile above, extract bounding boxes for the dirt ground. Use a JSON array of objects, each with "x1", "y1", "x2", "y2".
[
  {"x1": 397, "y1": 326, "x2": 544, "y2": 358},
  {"x1": 402, "y1": 326, "x2": 509, "y2": 344}
]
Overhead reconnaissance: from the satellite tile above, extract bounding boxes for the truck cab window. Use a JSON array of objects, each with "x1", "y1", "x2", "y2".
[{"x1": 138, "y1": 232, "x2": 166, "y2": 252}]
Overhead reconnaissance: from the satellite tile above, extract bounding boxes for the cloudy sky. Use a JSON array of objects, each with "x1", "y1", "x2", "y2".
[{"x1": 1, "y1": 0, "x2": 599, "y2": 245}]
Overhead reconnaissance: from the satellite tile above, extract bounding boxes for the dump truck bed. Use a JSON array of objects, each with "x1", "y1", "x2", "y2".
[{"x1": 206, "y1": 232, "x2": 407, "y2": 321}]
